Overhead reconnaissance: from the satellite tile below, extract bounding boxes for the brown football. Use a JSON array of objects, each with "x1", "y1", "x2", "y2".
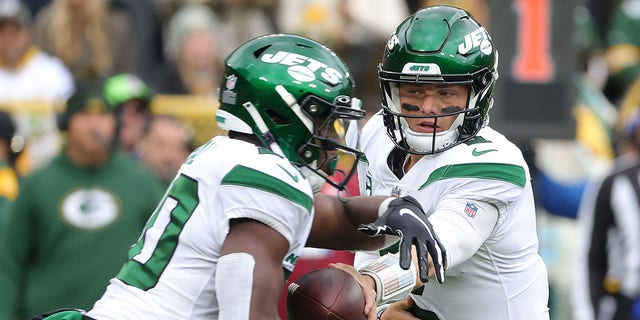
[{"x1": 286, "y1": 268, "x2": 366, "y2": 320}]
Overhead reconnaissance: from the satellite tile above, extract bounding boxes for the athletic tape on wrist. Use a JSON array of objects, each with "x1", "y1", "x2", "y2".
[{"x1": 359, "y1": 253, "x2": 416, "y2": 305}]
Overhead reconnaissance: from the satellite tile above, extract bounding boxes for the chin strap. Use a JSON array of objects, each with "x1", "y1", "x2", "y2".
[
  {"x1": 275, "y1": 85, "x2": 313, "y2": 133},
  {"x1": 243, "y1": 85, "x2": 314, "y2": 159},
  {"x1": 243, "y1": 101, "x2": 285, "y2": 157}
]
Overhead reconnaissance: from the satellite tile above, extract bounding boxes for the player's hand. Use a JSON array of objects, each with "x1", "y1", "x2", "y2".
[
  {"x1": 357, "y1": 196, "x2": 447, "y2": 283},
  {"x1": 329, "y1": 263, "x2": 377, "y2": 320},
  {"x1": 380, "y1": 296, "x2": 419, "y2": 320}
]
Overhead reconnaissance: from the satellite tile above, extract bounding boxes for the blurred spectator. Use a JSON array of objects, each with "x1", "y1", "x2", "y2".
[
  {"x1": 136, "y1": 114, "x2": 194, "y2": 186},
  {"x1": 0, "y1": 110, "x2": 21, "y2": 218},
  {"x1": 215, "y1": 0, "x2": 276, "y2": 59},
  {"x1": 110, "y1": 0, "x2": 165, "y2": 82},
  {"x1": 533, "y1": 4, "x2": 616, "y2": 220},
  {"x1": 23, "y1": 0, "x2": 51, "y2": 18},
  {"x1": 602, "y1": 0, "x2": 640, "y2": 105},
  {"x1": 32, "y1": 0, "x2": 135, "y2": 82},
  {"x1": 0, "y1": 0, "x2": 73, "y2": 173},
  {"x1": 587, "y1": 0, "x2": 621, "y2": 43},
  {"x1": 277, "y1": 0, "x2": 406, "y2": 49},
  {"x1": 103, "y1": 73, "x2": 153, "y2": 154},
  {"x1": 0, "y1": 0, "x2": 72, "y2": 101},
  {"x1": 616, "y1": 74, "x2": 640, "y2": 147},
  {"x1": 0, "y1": 81, "x2": 164, "y2": 319},
  {"x1": 151, "y1": 2, "x2": 221, "y2": 96},
  {"x1": 574, "y1": 3, "x2": 608, "y2": 90},
  {"x1": 573, "y1": 109, "x2": 640, "y2": 320},
  {"x1": 0, "y1": 109, "x2": 21, "y2": 267},
  {"x1": 276, "y1": 0, "x2": 408, "y2": 111},
  {"x1": 532, "y1": 5, "x2": 616, "y2": 320},
  {"x1": 405, "y1": 0, "x2": 489, "y2": 25}
]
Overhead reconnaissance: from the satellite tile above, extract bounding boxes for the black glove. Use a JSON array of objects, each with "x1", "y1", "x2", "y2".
[{"x1": 358, "y1": 196, "x2": 447, "y2": 284}]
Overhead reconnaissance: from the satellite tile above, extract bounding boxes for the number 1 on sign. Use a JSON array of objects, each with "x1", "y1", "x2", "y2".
[{"x1": 512, "y1": 0, "x2": 554, "y2": 83}]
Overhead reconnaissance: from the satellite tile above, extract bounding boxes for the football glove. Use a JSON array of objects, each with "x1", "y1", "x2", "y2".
[{"x1": 358, "y1": 196, "x2": 447, "y2": 283}]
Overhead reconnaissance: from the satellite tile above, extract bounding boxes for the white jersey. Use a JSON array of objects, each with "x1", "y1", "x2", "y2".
[
  {"x1": 0, "y1": 47, "x2": 74, "y2": 170},
  {"x1": 0, "y1": 47, "x2": 74, "y2": 102},
  {"x1": 87, "y1": 136, "x2": 314, "y2": 319},
  {"x1": 353, "y1": 114, "x2": 549, "y2": 320}
]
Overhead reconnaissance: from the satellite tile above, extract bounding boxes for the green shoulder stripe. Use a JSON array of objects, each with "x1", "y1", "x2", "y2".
[
  {"x1": 464, "y1": 135, "x2": 491, "y2": 145},
  {"x1": 419, "y1": 162, "x2": 526, "y2": 190},
  {"x1": 222, "y1": 165, "x2": 313, "y2": 213}
]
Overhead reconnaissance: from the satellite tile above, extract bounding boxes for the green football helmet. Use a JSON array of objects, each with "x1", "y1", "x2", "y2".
[
  {"x1": 215, "y1": 34, "x2": 365, "y2": 190},
  {"x1": 380, "y1": 5, "x2": 498, "y2": 155}
]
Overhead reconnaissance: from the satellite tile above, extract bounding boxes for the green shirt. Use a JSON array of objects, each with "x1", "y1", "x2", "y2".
[{"x1": 0, "y1": 150, "x2": 164, "y2": 319}]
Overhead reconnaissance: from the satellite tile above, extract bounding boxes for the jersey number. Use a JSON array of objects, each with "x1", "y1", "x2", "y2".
[{"x1": 117, "y1": 174, "x2": 200, "y2": 290}]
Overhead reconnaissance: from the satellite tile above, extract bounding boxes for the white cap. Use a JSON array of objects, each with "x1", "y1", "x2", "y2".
[{"x1": 0, "y1": 0, "x2": 31, "y2": 25}]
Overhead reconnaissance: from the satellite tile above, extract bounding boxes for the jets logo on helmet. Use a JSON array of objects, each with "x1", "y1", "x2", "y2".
[
  {"x1": 387, "y1": 34, "x2": 400, "y2": 51},
  {"x1": 402, "y1": 63, "x2": 441, "y2": 75},
  {"x1": 260, "y1": 51, "x2": 344, "y2": 85},
  {"x1": 458, "y1": 27, "x2": 493, "y2": 55}
]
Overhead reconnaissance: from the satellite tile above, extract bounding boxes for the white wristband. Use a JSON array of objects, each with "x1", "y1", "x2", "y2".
[{"x1": 359, "y1": 253, "x2": 417, "y2": 305}]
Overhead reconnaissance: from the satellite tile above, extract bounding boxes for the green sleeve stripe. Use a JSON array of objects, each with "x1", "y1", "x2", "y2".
[
  {"x1": 419, "y1": 163, "x2": 526, "y2": 190},
  {"x1": 222, "y1": 165, "x2": 313, "y2": 213}
]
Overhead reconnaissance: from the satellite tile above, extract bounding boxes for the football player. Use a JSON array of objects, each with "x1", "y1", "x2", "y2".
[
  {"x1": 337, "y1": 6, "x2": 550, "y2": 320},
  {"x1": 31, "y1": 34, "x2": 445, "y2": 320}
]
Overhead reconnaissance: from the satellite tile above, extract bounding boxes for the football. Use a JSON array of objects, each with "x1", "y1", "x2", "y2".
[{"x1": 286, "y1": 267, "x2": 366, "y2": 320}]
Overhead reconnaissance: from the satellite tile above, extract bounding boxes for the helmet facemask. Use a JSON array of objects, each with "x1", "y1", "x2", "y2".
[
  {"x1": 379, "y1": 52, "x2": 497, "y2": 156},
  {"x1": 382, "y1": 79, "x2": 472, "y2": 154},
  {"x1": 295, "y1": 92, "x2": 365, "y2": 191}
]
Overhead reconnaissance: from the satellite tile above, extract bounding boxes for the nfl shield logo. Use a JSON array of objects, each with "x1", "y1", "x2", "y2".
[
  {"x1": 464, "y1": 202, "x2": 478, "y2": 218},
  {"x1": 225, "y1": 75, "x2": 237, "y2": 90}
]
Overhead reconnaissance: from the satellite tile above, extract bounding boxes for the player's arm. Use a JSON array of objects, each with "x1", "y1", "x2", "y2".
[
  {"x1": 312, "y1": 195, "x2": 447, "y2": 285},
  {"x1": 306, "y1": 194, "x2": 390, "y2": 250},
  {"x1": 357, "y1": 197, "x2": 498, "y2": 287},
  {"x1": 428, "y1": 198, "x2": 498, "y2": 268},
  {"x1": 344, "y1": 198, "x2": 497, "y2": 308},
  {"x1": 216, "y1": 218, "x2": 289, "y2": 319}
]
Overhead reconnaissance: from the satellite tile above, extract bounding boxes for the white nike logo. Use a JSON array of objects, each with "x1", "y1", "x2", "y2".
[{"x1": 399, "y1": 208, "x2": 429, "y2": 230}]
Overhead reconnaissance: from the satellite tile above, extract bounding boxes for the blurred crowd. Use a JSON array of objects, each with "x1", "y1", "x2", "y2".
[
  {"x1": 0, "y1": 0, "x2": 413, "y2": 177},
  {"x1": 2, "y1": 0, "x2": 640, "y2": 319}
]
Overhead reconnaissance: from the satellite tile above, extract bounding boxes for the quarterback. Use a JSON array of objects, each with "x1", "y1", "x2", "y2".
[
  {"x1": 31, "y1": 34, "x2": 445, "y2": 320},
  {"x1": 339, "y1": 6, "x2": 550, "y2": 320}
]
